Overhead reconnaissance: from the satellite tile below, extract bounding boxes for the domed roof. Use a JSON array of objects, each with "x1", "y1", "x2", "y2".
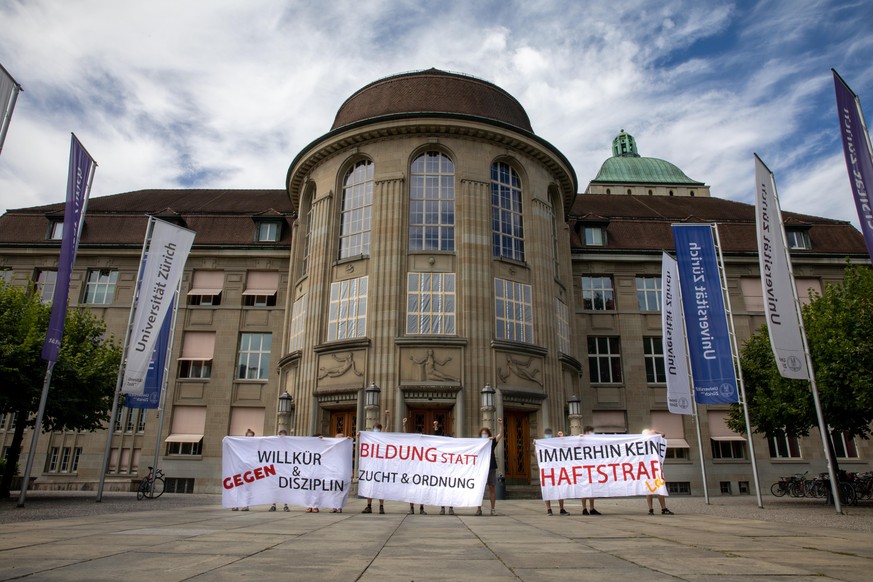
[
  {"x1": 592, "y1": 130, "x2": 703, "y2": 185},
  {"x1": 330, "y1": 69, "x2": 533, "y2": 132}
]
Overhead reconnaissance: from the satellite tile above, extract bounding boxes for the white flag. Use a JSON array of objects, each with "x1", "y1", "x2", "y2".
[
  {"x1": 662, "y1": 252, "x2": 693, "y2": 414},
  {"x1": 123, "y1": 219, "x2": 195, "y2": 394},
  {"x1": 754, "y1": 155, "x2": 809, "y2": 380},
  {"x1": 0, "y1": 63, "x2": 21, "y2": 155}
]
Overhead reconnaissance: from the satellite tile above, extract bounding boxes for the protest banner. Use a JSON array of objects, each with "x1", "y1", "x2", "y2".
[
  {"x1": 358, "y1": 431, "x2": 490, "y2": 507},
  {"x1": 222, "y1": 436, "x2": 353, "y2": 509},
  {"x1": 535, "y1": 433, "x2": 668, "y2": 500}
]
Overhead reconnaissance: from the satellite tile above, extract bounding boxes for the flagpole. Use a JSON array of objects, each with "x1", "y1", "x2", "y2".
[
  {"x1": 692, "y1": 402, "x2": 710, "y2": 504},
  {"x1": 96, "y1": 216, "x2": 154, "y2": 502},
  {"x1": 18, "y1": 152, "x2": 96, "y2": 508},
  {"x1": 712, "y1": 224, "x2": 764, "y2": 508},
  {"x1": 149, "y1": 278, "x2": 182, "y2": 483}
]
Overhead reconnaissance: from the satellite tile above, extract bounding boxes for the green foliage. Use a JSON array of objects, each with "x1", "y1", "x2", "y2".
[{"x1": 731, "y1": 264, "x2": 873, "y2": 441}]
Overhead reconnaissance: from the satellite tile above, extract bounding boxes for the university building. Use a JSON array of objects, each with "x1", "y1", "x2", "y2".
[{"x1": 0, "y1": 69, "x2": 869, "y2": 496}]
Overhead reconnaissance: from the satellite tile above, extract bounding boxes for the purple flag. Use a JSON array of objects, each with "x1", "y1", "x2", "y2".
[
  {"x1": 41, "y1": 134, "x2": 95, "y2": 362},
  {"x1": 834, "y1": 70, "x2": 873, "y2": 262}
]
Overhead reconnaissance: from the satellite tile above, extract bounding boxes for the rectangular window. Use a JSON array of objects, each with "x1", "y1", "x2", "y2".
[
  {"x1": 406, "y1": 273, "x2": 456, "y2": 335},
  {"x1": 237, "y1": 333, "x2": 272, "y2": 380},
  {"x1": 187, "y1": 270, "x2": 224, "y2": 306},
  {"x1": 35, "y1": 269, "x2": 57, "y2": 304},
  {"x1": 340, "y1": 161, "x2": 374, "y2": 258},
  {"x1": 289, "y1": 296, "x2": 307, "y2": 352},
  {"x1": 786, "y1": 230, "x2": 812, "y2": 250},
  {"x1": 665, "y1": 448, "x2": 690, "y2": 460},
  {"x1": 71, "y1": 447, "x2": 82, "y2": 472},
  {"x1": 720, "y1": 481, "x2": 733, "y2": 494},
  {"x1": 48, "y1": 447, "x2": 59, "y2": 472},
  {"x1": 256, "y1": 221, "x2": 281, "y2": 242},
  {"x1": 409, "y1": 152, "x2": 455, "y2": 252},
  {"x1": 768, "y1": 430, "x2": 802, "y2": 459},
  {"x1": 83, "y1": 269, "x2": 118, "y2": 305},
  {"x1": 136, "y1": 409, "x2": 146, "y2": 433},
  {"x1": 708, "y1": 411, "x2": 746, "y2": 459},
  {"x1": 9, "y1": 412, "x2": 16, "y2": 430},
  {"x1": 60, "y1": 447, "x2": 71, "y2": 472},
  {"x1": 667, "y1": 481, "x2": 691, "y2": 495},
  {"x1": 491, "y1": 162, "x2": 525, "y2": 261},
  {"x1": 581, "y1": 276, "x2": 615, "y2": 311},
  {"x1": 114, "y1": 407, "x2": 126, "y2": 432},
  {"x1": 635, "y1": 276, "x2": 662, "y2": 312},
  {"x1": 831, "y1": 431, "x2": 860, "y2": 459},
  {"x1": 650, "y1": 410, "x2": 690, "y2": 456},
  {"x1": 588, "y1": 337, "x2": 622, "y2": 383},
  {"x1": 164, "y1": 477, "x2": 195, "y2": 493},
  {"x1": 327, "y1": 276, "x2": 368, "y2": 341},
  {"x1": 166, "y1": 406, "x2": 206, "y2": 455},
  {"x1": 302, "y1": 209, "x2": 312, "y2": 274},
  {"x1": 167, "y1": 441, "x2": 203, "y2": 455},
  {"x1": 49, "y1": 221, "x2": 64, "y2": 240},
  {"x1": 125, "y1": 408, "x2": 136, "y2": 432},
  {"x1": 643, "y1": 337, "x2": 666, "y2": 384},
  {"x1": 738, "y1": 481, "x2": 750, "y2": 495},
  {"x1": 555, "y1": 299, "x2": 570, "y2": 355},
  {"x1": 178, "y1": 332, "x2": 215, "y2": 379},
  {"x1": 242, "y1": 270, "x2": 279, "y2": 307},
  {"x1": 711, "y1": 440, "x2": 747, "y2": 460},
  {"x1": 584, "y1": 226, "x2": 606, "y2": 246},
  {"x1": 494, "y1": 278, "x2": 534, "y2": 344}
]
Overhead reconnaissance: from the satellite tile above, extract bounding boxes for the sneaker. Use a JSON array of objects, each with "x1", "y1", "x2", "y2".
[
  {"x1": 582, "y1": 508, "x2": 589, "y2": 516},
  {"x1": 475, "y1": 507, "x2": 483, "y2": 516},
  {"x1": 231, "y1": 507, "x2": 239, "y2": 511},
  {"x1": 283, "y1": 505, "x2": 290, "y2": 512},
  {"x1": 647, "y1": 509, "x2": 654, "y2": 515},
  {"x1": 379, "y1": 506, "x2": 385, "y2": 515},
  {"x1": 589, "y1": 509, "x2": 601, "y2": 516},
  {"x1": 448, "y1": 507, "x2": 455, "y2": 515},
  {"x1": 362, "y1": 505, "x2": 372, "y2": 514},
  {"x1": 547, "y1": 508, "x2": 553, "y2": 516},
  {"x1": 241, "y1": 507, "x2": 249, "y2": 512},
  {"x1": 269, "y1": 505, "x2": 276, "y2": 512},
  {"x1": 560, "y1": 509, "x2": 569, "y2": 516},
  {"x1": 490, "y1": 509, "x2": 497, "y2": 516},
  {"x1": 439, "y1": 507, "x2": 445, "y2": 515},
  {"x1": 661, "y1": 508, "x2": 674, "y2": 515}
]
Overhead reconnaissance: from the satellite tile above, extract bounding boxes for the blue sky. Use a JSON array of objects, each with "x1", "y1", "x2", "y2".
[{"x1": 1, "y1": 0, "x2": 872, "y2": 226}]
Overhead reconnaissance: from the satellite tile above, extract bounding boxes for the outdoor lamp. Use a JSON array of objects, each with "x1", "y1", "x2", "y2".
[
  {"x1": 365, "y1": 382, "x2": 381, "y2": 407},
  {"x1": 481, "y1": 383, "x2": 495, "y2": 408},
  {"x1": 568, "y1": 394, "x2": 581, "y2": 417},
  {"x1": 277, "y1": 390, "x2": 293, "y2": 414}
]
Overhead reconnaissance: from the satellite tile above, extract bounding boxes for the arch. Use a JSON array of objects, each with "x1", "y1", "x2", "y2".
[
  {"x1": 337, "y1": 157, "x2": 375, "y2": 259},
  {"x1": 408, "y1": 149, "x2": 456, "y2": 252},
  {"x1": 490, "y1": 158, "x2": 525, "y2": 261}
]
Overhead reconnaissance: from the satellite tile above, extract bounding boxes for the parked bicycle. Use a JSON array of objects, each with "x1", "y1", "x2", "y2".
[{"x1": 137, "y1": 466, "x2": 166, "y2": 500}]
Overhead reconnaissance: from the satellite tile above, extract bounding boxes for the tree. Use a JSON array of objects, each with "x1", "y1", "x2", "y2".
[
  {"x1": 729, "y1": 264, "x2": 873, "y2": 466},
  {"x1": 0, "y1": 281, "x2": 121, "y2": 498}
]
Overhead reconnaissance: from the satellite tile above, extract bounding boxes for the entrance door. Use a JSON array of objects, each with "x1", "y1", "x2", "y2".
[
  {"x1": 502, "y1": 410, "x2": 531, "y2": 481},
  {"x1": 406, "y1": 408, "x2": 453, "y2": 436},
  {"x1": 329, "y1": 409, "x2": 357, "y2": 437}
]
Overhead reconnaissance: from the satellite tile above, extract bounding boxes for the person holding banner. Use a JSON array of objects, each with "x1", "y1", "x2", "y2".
[
  {"x1": 643, "y1": 429, "x2": 674, "y2": 515},
  {"x1": 403, "y1": 417, "x2": 428, "y2": 515},
  {"x1": 540, "y1": 429, "x2": 570, "y2": 516},
  {"x1": 232, "y1": 428, "x2": 256, "y2": 512},
  {"x1": 361, "y1": 410, "x2": 392, "y2": 514},
  {"x1": 475, "y1": 417, "x2": 503, "y2": 516},
  {"x1": 580, "y1": 425, "x2": 602, "y2": 516},
  {"x1": 269, "y1": 430, "x2": 291, "y2": 513}
]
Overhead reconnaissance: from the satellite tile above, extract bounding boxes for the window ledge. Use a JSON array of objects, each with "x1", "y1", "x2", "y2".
[
  {"x1": 493, "y1": 256, "x2": 529, "y2": 269},
  {"x1": 490, "y1": 340, "x2": 547, "y2": 357},
  {"x1": 176, "y1": 378, "x2": 211, "y2": 383},
  {"x1": 235, "y1": 379, "x2": 269, "y2": 384},
  {"x1": 769, "y1": 458, "x2": 806, "y2": 463},
  {"x1": 395, "y1": 337, "x2": 467, "y2": 346},
  {"x1": 164, "y1": 455, "x2": 203, "y2": 460},
  {"x1": 711, "y1": 459, "x2": 750, "y2": 464},
  {"x1": 314, "y1": 338, "x2": 371, "y2": 353}
]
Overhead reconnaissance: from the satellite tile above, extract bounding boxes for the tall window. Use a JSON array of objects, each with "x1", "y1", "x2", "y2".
[
  {"x1": 302, "y1": 208, "x2": 312, "y2": 274},
  {"x1": 339, "y1": 160, "x2": 374, "y2": 258},
  {"x1": 83, "y1": 269, "x2": 118, "y2": 305},
  {"x1": 491, "y1": 162, "x2": 524, "y2": 261},
  {"x1": 831, "y1": 431, "x2": 860, "y2": 458},
  {"x1": 588, "y1": 337, "x2": 622, "y2": 383},
  {"x1": 289, "y1": 296, "x2": 307, "y2": 352},
  {"x1": 409, "y1": 152, "x2": 455, "y2": 252},
  {"x1": 48, "y1": 447, "x2": 59, "y2": 472},
  {"x1": 581, "y1": 276, "x2": 615, "y2": 311},
  {"x1": 768, "y1": 430, "x2": 801, "y2": 459},
  {"x1": 35, "y1": 269, "x2": 57, "y2": 304},
  {"x1": 636, "y1": 276, "x2": 662, "y2": 312},
  {"x1": 555, "y1": 299, "x2": 570, "y2": 355},
  {"x1": 71, "y1": 447, "x2": 82, "y2": 472},
  {"x1": 643, "y1": 337, "x2": 666, "y2": 383},
  {"x1": 237, "y1": 333, "x2": 272, "y2": 380},
  {"x1": 406, "y1": 273, "x2": 456, "y2": 335},
  {"x1": 494, "y1": 278, "x2": 533, "y2": 344},
  {"x1": 327, "y1": 276, "x2": 368, "y2": 341},
  {"x1": 60, "y1": 447, "x2": 72, "y2": 472},
  {"x1": 136, "y1": 409, "x2": 146, "y2": 433},
  {"x1": 125, "y1": 407, "x2": 136, "y2": 432}
]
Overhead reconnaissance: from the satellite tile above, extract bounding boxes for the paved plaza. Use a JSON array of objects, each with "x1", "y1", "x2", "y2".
[{"x1": 2, "y1": 493, "x2": 873, "y2": 581}]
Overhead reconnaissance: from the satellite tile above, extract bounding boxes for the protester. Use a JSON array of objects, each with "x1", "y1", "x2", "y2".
[
  {"x1": 270, "y1": 429, "x2": 290, "y2": 513},
  {"x1": 402, "y1": 417, "x2": 427, "y2": 515},
  {"x1": 580, "y1": 425, "x2": 601, "y2": 516},
  {"x1": 540, "y1": 428, "x2": 569, "y2": 515},
  {"x1": 306, "y1": 433, "x2": 323, "y2": 513},
  {"x1": 642, "y1": 429, "x2": 674, "y2": 515},
  {"x1": 330, "y1": 432, "x2": 349, "y2": 513},
  {"x1": 432, "y1": 419, "x2": 455, "y2": 516},
  {"x1": 362, "y1": 412, "x2": 390, "y2": 514},
  {"x1": 232, "y1": 428, "x2": 256, "y2": 512},
  {"x1": 475, "y1": 417, "x2": 503, "y2": 516}
]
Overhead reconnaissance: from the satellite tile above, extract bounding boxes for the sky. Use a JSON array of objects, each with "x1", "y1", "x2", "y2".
[{"x1": 1, "y1": 0, "x2": 872, "y2": 227}]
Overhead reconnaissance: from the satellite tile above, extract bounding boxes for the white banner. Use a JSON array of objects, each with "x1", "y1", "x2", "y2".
[
  {"x1": 535, "y1": 434, "x2": 668, "y2": 500},
  {"x1": 123, "y1": 219, "x2": 195, "y2": 394},
  {"x1": 662, "y1": 252, "x2": 693, "y2": 414},
  {"x1": 358, "y1": 432, "x2": 490, "y2": 507},
  {"x1": 222, "y1": 436, "x2": 353, "y2": 509},
  {"x1": 754, "y1": 156, "x2": 809, "y2": 380}
]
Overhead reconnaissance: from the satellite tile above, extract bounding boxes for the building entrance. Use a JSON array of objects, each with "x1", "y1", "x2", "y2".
[
  {"x1": 502, "y1": 409, "x2": 531, "y2": 482},
  {"x1": 406, "y1": 407, "x2": 453, "y2": 436}
]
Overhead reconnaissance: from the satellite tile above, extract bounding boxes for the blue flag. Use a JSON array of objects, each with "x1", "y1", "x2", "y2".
[
  {"x1": 672, "y1": 224, "x2": 739, "y2": 404},
  {"x1": 125, "y1": 297, "x2": 173, "y2": 409}
]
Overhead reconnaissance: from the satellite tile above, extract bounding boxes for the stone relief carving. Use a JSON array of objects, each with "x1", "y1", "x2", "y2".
[
  {"x1": 318, "y1": 352, "x2": 363, "y2": 380},
  {"x1": 498, "y1": 355, "x2": 543, "y2": 386},
  {"x1": 410, "y1": 349, "x2": 457, "y2": 382}
]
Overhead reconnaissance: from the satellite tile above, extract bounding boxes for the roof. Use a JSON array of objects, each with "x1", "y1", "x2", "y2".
[
  {"x1": 0, "y1": 189, "x2": 293, "y2": 247},
  {"x1": 330, "y1": 68, "x2": 533, "y2": 132},
  {"x1": 590, "y1": 130, "x2": 703, "y2": 186},
  {"x1": 568, "y1": 194, "x2": 867, "y2": 255}
]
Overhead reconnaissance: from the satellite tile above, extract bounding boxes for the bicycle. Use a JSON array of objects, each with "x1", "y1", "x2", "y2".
[{"x1": 137, "y1": 466, "x2": 166, "y2": 500}]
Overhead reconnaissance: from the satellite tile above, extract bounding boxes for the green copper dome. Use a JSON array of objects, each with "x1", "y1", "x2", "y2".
[{"x1": 592, "y1": 130, "x2": 703, "y2": 185}]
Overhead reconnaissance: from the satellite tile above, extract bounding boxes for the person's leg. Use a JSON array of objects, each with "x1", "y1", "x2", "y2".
[
  {"x1": 545, "y1": 500, "x2": 553, "y2": 515},
  {"x1": 409, "y1": 503, "x2": 415, "y2": 514},
  {"x1": 489, "y1": 484, "x2": 496, "y2": 510},
  {"x1": 658, "y1": 495, "x2": 673, "y2": 514},
  {"x1": 379, "y1": 499, "x2": 385, "y2": 514},
  {"x1": 363, "y1": 498, "x2": 373, "y2": 513},
  {"x1": 559, "y1": 499, "x2": 568, "y2": 514},
  {"x1": 646, "y1": 494, "x2": 654, "y2": 514}
]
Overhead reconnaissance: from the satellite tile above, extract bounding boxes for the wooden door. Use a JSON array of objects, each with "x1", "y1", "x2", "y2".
[
  {"x1": 406, "y1": 408, "x2": 453, "y2": 436},
  {"x1": 503, "y1": 409, "x2": 531, "y2": 481},
  {"x1": 329, "y1": 410, "x2": 357, "y2": 437}
]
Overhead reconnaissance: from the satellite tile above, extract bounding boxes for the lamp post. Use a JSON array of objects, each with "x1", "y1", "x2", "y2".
[
  {"x1": 277, "y1": 390, "x2": 294, "y2": 435},
  {"x1": 481, "y1": 383, "x2": 496, "y2": 432},
  {"x1": 364, "y1": 382, "x2": 381, "y2": 430},
  {"x1": 568, "y1": 394, "x2": 583, "y2": 436}
]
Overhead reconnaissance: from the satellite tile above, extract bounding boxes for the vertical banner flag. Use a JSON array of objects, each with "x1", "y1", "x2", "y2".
[
  {"x1": 0, "y1": 62, "x2": 21, "y2": 156},
  {"x1": 124, "y1": 298, "x2": 173, "y2": 408},
  {"x1": 41, "y1": 135, "x2": 95, "y2": 362},
  {"x1": 661, "y1": 252, "x2": 692, "y2": 414},
  {"x1": 358, "y1": 432, "x2": 490, "y2": 507},
  {"x1": 834, "y1": 70, "x2": 873, "y2": 262},
  {"x1": 754, "y1": 156, "x2": 809, "y2": 380},
  {"x1": 672, "y1": 224, "x2": 739, "y2": 404},
  {"x1": 122, "y1": 219, "x2": 194, "y2": 395}
]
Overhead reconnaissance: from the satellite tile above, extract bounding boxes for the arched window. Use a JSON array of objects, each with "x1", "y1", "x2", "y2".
[
  {"x1": 409, "y1": 152, "x2": 455, "y2": 251},
  {"x1": 491, "y1": 162, "x2": 524, "y2": 261},
  {"x1": 339, "y1": 160, "x2": 374, "y2": 259}
]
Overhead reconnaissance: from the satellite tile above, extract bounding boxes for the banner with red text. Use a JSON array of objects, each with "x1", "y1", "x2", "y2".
[
  {"x1": 535, "y1": 434, "x2": 668, "y2": 500},
  {"x1": 358, "y1": 432, "x2": 490, "y2": 507},
  {"x1": 222, "y1": 436, "x2": 353, "y2": 509}
]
